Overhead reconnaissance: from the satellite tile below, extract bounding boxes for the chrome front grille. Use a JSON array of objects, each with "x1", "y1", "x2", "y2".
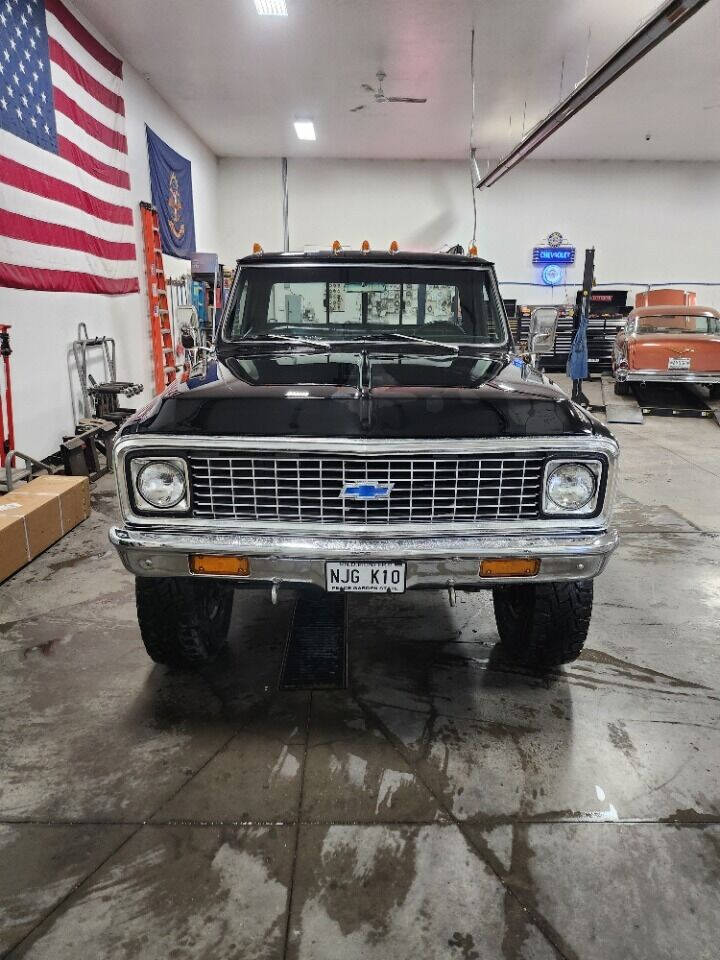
[{"x1": 188, "y1": 451, "x2": 545, "y2": 526}]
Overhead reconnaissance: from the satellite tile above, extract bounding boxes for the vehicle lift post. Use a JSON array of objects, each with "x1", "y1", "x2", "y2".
[
  {"x1": 571, "y1": 249, "x2": 594, "y2": 407},
  {"x1": 0, "y1": 325, "x2": 15, "y2": 468}
]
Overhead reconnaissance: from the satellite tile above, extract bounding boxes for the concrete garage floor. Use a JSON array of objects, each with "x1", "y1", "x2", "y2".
[{"x1": 2, "y1": 396, "x2": 720, "y2": 959}]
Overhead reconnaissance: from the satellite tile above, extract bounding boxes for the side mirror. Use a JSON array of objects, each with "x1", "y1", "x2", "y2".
[{"x1": 528, "y1": 307, "x2": 559, "y2": 356}]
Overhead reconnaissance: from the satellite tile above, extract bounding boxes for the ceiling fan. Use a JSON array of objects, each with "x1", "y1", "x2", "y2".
[{"x1": 350, "y1": 71, "x2": 427, "y2": 112}]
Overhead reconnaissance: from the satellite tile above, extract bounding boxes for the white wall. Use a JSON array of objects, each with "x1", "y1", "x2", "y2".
[
  {"x1": 1, "y1": 2, "x2": 218, "y2": 458},
  {"x1": 218, "y1": 156, "x2": 720, "y2": 311}
]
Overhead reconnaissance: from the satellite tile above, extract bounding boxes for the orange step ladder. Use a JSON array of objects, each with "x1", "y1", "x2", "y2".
[{"x1": 140, "y1": 202, "x2": 176, "y2": 394}]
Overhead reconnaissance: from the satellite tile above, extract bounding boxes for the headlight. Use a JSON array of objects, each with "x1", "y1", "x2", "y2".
[
  {"x1": 543, "y1": 460, "x2": 601, "y2": 515},
  {"x1": 131, "y1": 458, "x2": 188, "y2": 511}
]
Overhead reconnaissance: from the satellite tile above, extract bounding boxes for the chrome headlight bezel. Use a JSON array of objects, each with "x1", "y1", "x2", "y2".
[
  {"x1": 129, "y1": 457, "x2": 190, "y2": 513},
  {"x1": 542, "y1": 458, "x2": 603, "y2": 517}
]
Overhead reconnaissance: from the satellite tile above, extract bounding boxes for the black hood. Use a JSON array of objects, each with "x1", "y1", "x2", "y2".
[{"x1": 121, "y1": 348, "x2": 603, "y2": 440}]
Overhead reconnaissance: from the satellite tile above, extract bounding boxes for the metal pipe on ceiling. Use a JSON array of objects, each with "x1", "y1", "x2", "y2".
[{"x1": 476, "y1": 0, "x2": 712, "y2": 190}]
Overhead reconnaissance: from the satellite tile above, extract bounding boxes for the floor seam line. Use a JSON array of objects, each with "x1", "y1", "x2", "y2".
[
  {"x1": 2, "y1": 825, "x2": 140, "y2": 959},
  {"x1": 1, "y1": 727, "x2": 241, "y2": 959},
  {"x1": 281, "y1": 690, "x2": 313, "y2": 960},
  {"x1": 146, "y1": 728, "x2": 241, "y2": 820},
  {"x1": 2, "y1": 816, "x2": 718, "y2": 827},
  {"x1": 620, "y1": 432, "x2": 720, "y2": 482},
  {"x1": 350, "y1": 688, "x2": 577, "y2": 960}
]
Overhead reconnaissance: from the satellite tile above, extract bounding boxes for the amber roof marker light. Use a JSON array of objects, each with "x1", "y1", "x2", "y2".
[
  {"x1": 361, "y1": 240, "x2": 370, "y2": 253},
  {"x1": 331, "y1": 240, "x2": 342, "y2": 254},
  {"x1": 389, "y1": 241, "x2": 399, "y2": 254},
  {"x1": 252, "y1": 242, "x2": 263, "y2": 255},
  {"x1": 469, "y1": 244, "x2": 478, "y2": 257}
]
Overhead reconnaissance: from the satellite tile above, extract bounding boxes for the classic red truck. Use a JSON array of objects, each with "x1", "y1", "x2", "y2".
[{"x1": 612, "y1": 305, "x2": 720, "y2": 397}]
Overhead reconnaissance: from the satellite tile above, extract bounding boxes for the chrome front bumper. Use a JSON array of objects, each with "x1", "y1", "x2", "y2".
[
  {"x1": 110, "y1": 525, "x2": 619, "y2": 589},
  {"x1": 616, "y1": 368, "x2": 720, "y2": 385}
]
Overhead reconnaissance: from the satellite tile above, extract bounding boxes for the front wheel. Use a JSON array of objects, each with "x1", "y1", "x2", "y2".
[
  {"x1": 135, "y1": 577, "x2": 234, "y2": 668},
  {"x1": 492, "y1": 580, "x2": 593, "y2": 670}
]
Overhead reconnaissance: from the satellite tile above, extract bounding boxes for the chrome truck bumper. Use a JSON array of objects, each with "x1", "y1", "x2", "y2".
[
  {"x1": 616, "y1": 368, "x2": 720, "y2": 385},
  {"x1": 109, "y1": 526, "x2": 618, "y2": 590}
]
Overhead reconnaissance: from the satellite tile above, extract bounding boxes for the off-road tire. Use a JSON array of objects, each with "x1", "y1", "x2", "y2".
[
  {"x1": 492, "y1": 579, "x2": 593, "y2": 670},
  {"x1": 135, "y1": 576, "x2": 234, "y2": 668},
  {"x1": 613, "y1": 379, "x2": 631, "y2": 396}
]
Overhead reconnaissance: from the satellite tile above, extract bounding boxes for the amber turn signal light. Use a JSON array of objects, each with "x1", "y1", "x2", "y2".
[
  {"x1": 252, "y1": 242, "x2": 263, "y2": 254},
  {"x1": 479, "y1": 557, "x2": 540, "y2": 578},
  {"x1": 190, "y1": 555, "x2": 250, "y2": 576}
]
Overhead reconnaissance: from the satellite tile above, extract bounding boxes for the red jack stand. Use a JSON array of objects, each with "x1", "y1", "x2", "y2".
[{"x1": 0, "y1": 325, "x2": 14, "y2": 469}]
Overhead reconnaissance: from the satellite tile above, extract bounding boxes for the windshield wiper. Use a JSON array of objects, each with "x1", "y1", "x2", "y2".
[
  {"x1": 239, "y1": 330, "x2": 460, "y2": 354},
  {"x1": 240, "y1": 332, "x2": 332, "y2": 349},
  {"x1": 357, "y1": 332, "x2": 459, "y2": 354}
]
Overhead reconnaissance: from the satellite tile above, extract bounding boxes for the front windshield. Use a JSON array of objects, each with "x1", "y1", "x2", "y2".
[
  {"x1": 637, "y1": 314, "x2": 720, "y2": 335},
  {"x1": 225, "y1": 265, "x2": 508, "y2": 346}
]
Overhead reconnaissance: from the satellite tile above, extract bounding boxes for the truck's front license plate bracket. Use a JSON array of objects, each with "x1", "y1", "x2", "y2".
[{"x1": 325, "y1": 561, "x2": 406, "y2": 593}]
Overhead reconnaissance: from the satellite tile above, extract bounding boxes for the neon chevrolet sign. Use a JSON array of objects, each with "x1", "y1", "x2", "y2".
[{"x1": 532, "y1": 245, "x2": 575, "y2": 264}]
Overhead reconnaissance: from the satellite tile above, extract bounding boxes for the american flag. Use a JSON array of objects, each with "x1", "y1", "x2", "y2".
[{"x1": 0, "y1": 0, "x2": 138, "y2": 294}]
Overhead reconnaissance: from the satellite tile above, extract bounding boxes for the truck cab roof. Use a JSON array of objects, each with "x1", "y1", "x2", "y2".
[{"x1": 236, "y1": 249, "x2": 494, "y2": 268}]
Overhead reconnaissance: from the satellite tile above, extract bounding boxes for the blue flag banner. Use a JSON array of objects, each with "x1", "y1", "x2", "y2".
[{"x1": 146, "y1": 126, "x2": 196, "y2": 258}]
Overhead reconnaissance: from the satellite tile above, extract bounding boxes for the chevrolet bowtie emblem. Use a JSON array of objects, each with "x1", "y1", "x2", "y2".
[{"x1": 341, "y1": 482, "x2": 393, "y2": 500}]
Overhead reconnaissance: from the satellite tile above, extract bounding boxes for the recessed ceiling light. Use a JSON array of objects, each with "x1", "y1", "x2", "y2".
[
  {"x1": 294, "y1": 120, "x2": 316, "y2": 141},
  {"x1": 254, "y1": 0, "x2": 287, "y2": 15}
]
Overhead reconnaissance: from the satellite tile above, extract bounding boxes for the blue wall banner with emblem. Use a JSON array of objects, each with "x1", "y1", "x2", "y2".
[{"x1": 145, "y1": 126, "x2": 196, "y2": 258}]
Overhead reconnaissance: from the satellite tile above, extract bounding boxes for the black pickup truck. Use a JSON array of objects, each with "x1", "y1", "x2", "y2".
[{"x1": 110, "y1": 248, "x2": 619, "y2": 671}]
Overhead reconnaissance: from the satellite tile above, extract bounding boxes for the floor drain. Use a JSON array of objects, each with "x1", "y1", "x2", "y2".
[{"x1": 279, "y1": 591, "x2": 348, "y2": 690}]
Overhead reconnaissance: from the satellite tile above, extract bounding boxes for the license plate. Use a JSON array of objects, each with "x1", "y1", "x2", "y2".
[
  {"x1": 668, "y1": 357, "x2": 691, "y2": 370},
  {"x1": 325, "y1": 561, "x2": 406, "y2": 593}
]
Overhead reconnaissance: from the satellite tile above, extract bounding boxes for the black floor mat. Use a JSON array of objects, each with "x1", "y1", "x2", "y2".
[
  {"x1": 633, "y1": 383, "x2": 712, "y2": 416},
  {"x1": 279, "y1": 592, "x2": 348, "y2": 690}
]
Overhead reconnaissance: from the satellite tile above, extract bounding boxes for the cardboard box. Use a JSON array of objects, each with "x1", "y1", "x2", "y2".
[
  {"x1": 0, "y1": 509, "x2": 31, "y2": 583},
  {"x1": 24, "y1": 475, "x2": 91, "y2": 533},
  {"x1": 0, "y1": 475, "x2": 91, "y2": 583}
]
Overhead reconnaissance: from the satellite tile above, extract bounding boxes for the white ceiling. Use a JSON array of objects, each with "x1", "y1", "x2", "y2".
[{"x1": 72, "y1": 0, "x2": 720, "y2": 161}]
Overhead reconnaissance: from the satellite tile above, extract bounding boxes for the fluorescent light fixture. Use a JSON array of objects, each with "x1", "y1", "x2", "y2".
[
  {"x1": 294, "y1": 120, "x2": 316, "y2": 141},
  {"x1": 254, "y1": 0, "x2": 287, "y2": 15},
  {"x1": 477, "y1": 0, "x2": 711, "y2": 189}
]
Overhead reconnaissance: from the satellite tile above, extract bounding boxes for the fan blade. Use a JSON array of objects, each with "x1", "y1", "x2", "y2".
[
  {"x1": 350, "y1": 104, "x2": 366, "y2": 112},
  {"x1": 361, "y1": 83, "x2": 376, "y2": 93},
  {"x1": 387, "y1": 96, "x2": 427, "y2": 103}
]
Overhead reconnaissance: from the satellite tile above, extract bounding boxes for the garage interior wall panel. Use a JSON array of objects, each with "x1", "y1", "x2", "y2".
[
  {"x1": 3, "y1": 1, "x2": 219, "y2": 458},
  {"x1": 218, "y1": 156, "x2": 720, "y2": 311}
]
